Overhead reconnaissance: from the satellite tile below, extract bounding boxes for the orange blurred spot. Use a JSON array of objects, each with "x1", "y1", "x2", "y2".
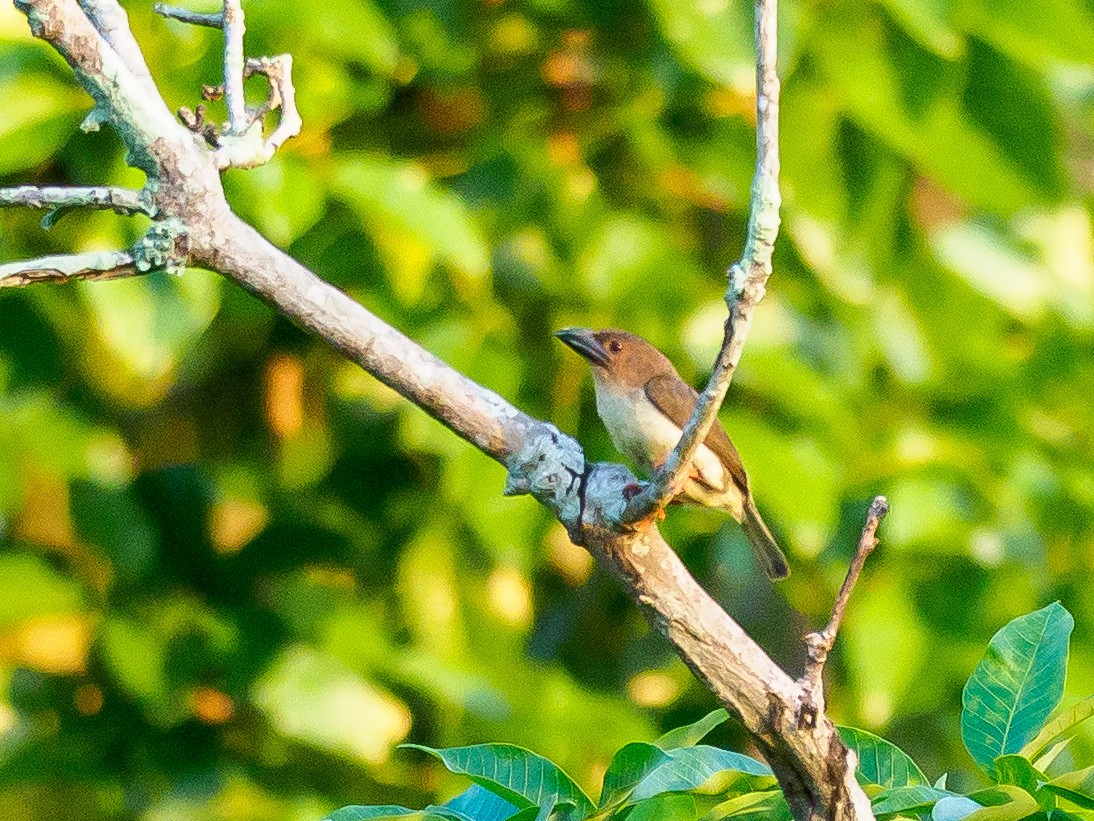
[
  {"x1": 16, "y1": 469, "x2": 75, "y2": 550},
  {"x1": 419, "y1": 87, "x2": 486, "y2": 135},
  {"x1": 192, "y1": 686, "x2": 234, "y2": 724},
  {"x1": 542, "y1": 52, "x2": 582, "y2": 86},
  {"x1": 658, "y1": 165, "x2": 727, "y2": 211},
  {"x1": 547, "y1": 131, "x2": 580, "y2": 166},
  {"x1": 265, "y1": 354, "x2": 305, "y2": 440},
  {"x1": 910, "y1": 176, "x2": 964, "y2": 231},
  {"x1": 210, "y1": 499, "x2": 269, "y2": 554},
  {"x1": 74, "y1": 683, "x2": 104, "y2": 716},
  {"x1": 562, "y1": 29, "x2": 590, "y2": 48}
]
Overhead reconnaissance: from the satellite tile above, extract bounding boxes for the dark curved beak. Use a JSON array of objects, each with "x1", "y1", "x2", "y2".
[{"x1": 554, "y1": 327, "x2": 610, "y2": 368}]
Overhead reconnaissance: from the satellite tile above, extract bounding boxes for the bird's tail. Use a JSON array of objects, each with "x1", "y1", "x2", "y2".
[{"x1": 742, "y1": 496, "x2": 790, "y2": 580}]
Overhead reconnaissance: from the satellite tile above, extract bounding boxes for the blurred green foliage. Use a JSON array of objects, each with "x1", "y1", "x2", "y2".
[{"x1": 0, "y1": 0, "x2": 1092, "y2": 818}]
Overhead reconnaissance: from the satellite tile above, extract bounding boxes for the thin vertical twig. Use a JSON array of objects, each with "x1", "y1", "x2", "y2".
[{"x1": 623, "y1": 0, "x2": 781, "y2": 523}]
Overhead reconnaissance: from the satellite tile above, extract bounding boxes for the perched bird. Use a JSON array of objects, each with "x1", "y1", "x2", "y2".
[{"x1": 555, "y1": 327, "x2": 789, "y2": 580}]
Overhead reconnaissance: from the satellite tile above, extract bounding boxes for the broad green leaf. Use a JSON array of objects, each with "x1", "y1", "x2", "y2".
[
  {"x1": 961, "y1": 603, "x2": 1074, "y2": 773},
  {"x1": 1021, "y1": 695, "x2": 1094, "y2": 762},
  {"x1": 704, "y1": 791, "x2": 792, "y2": 821},
  {"x1": 626, "y1": 793, "x2": 697, "y2": 821},
  {"x1": 444, "y1": 785, "x2": 519, "y2": 821},
  {"x1": 401, "y1": 744, "x2": 595, "y2": 818},
  {"x1": 1044, "y1": 766, "x2": 1094, "y2": 810},
  {"x1": 656, "y1": 710, "x2": 729, "y2": 750},
  {"x1": 325, "y1": 808, "x2": 417, "y2": 821},
  {"x1": 630, "y1": 746, "x2": 773, "y2": 802},
  {"x1": 992, "y1": 755, "x2": 1046, "y2": 801},
  {"x1": 873, "y1": 785, "x2": 955, "y2": 819},
  {"x1": 839, "y1": 726, "x2": 930, "y2": 788},
  {"x1": 598, "y1": 743, "x2": 669, "y2": 808}
]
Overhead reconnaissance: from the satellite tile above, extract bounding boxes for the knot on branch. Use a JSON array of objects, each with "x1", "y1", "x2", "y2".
[
  {"x1": 503, "y1": 425, "x2": 585, "y2": 532},
  {"x1": 583, "y1": 462, "x2": 643, "y2": 531},
  {"x1": 134, "y1": 219, "x2": 189, "y2": 274}
]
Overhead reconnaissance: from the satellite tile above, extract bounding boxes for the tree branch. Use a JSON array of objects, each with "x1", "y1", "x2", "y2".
[
  {"x1": 3, "y1": 2, "x2": 878, "y2": 818},
  {"x1": 623, "y1": 0, "x2": 781, "y2": 523},
  {"x1": 0, "y1": 185, "x2": 153, "y2": 219},
  {"x1": 800, "y1": 497, "x2": 890, "y2": 711},
  {"x1": 153, "y1": 3, "x2": 222, "y2": 27},
  {"x1": 0, "y1": 250, "x2": 138, "y2": 287}
]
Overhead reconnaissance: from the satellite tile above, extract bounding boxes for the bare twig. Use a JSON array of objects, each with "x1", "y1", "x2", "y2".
[
  {"x1": 622, "y1": 0, "x2": 781, "y2": 523},
  {"x1": 244, "y1": 55, "x2": 301, "y2": 154},
  {"x1": 800, "y1": 496, "x2": 890, "y2": 710},
  {"x1": 0, "y1": 185, "x2": 153, "y2": 218},
  {"x1": 220, "y1": 0, "x2": 247, "y2": 134},
  {"x1": 0, "y1": 250, "x2": 138, "y2": 287},
  {"x1": 153, "y1": 2, "x2": 222, "y2": 27}
]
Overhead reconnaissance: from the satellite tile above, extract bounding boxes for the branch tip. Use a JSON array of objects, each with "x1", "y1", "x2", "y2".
[{"x1": 799, "y1": 494, "x2": 889, "y2": 712}]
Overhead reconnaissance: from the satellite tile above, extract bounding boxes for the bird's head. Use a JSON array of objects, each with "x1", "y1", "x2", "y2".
[{"x1": 554, "y1": 327, "x2": 674, "y2": 390}]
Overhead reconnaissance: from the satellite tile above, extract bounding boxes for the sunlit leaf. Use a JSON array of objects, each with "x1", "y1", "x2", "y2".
[
  {"x1": 961, "y1": 602, "x2": 1074, "y2": 773},
  {"x1": 656, "y1": 710, "x2": 729, "y2": 750},
  {"x1": 629, "y1": 746, "x2": 773, "y2": 802},
  {"x1": 838, "y1": 726, "x2": 930, "y2": 788},
  {"x1": 401, "y1": 744, "x2": 595, "y2": 818},
  {"x1": 1021, "y1": 695, "x2": 1094, "y2": 763},
  {"x1": 872, "y1": 785, "x2": 955, "y2": 819},
  {"x1": 1044, "y1": 766, "x2": 1094, "y2": 810},
  {"x1": 599, "y1": 743, "x2": 669, "y2": 808}
]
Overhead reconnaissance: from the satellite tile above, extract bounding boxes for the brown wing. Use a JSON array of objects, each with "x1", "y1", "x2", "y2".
[{"x1": 643, "y1": 374, "x2": 750, "y2": 494}]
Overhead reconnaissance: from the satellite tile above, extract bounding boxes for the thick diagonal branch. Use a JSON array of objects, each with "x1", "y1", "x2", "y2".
[{"x1": 623, "y1": 0, "x2": 781, "y2": 523}]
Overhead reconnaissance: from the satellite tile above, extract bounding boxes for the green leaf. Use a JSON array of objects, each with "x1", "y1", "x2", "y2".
[
  {"x1": 703, "y1": 791, "x2": 792, "y2": 821},
  {"x1": 872, "y1": 785, "x2": 954, "y2": 819},
  {"x1": 324, "y1": 806, "x2": 417, "y2": 821},
  {"x1": 961, "y1": 602, "x2": 1074, "y2": 774},
  {"x1": 1044, "y1": 766, "x2": 1094, "y2": 810},
  {"x1": 838, "y1": 726, "x2": 930, "y2": 788},
  {"x1": 964, "y1": 785, "x2": 1044, "y2": 821},
  {"x1": 630, "y1": 746, "x2": 773, "y2": 802},
  {"x1": 444, "y1": 786, "x2": 520, "y2": 821},
  {"x1": 992, "y1": 755, "x2": 1046, "y2": 799},
  {"x1": 626, "y1": 794, "x2": 697, "y2": 821},
  {"x1": 1020, "y1": 695, "x2": 1094, "y2": 762},
  {"x1": 598, "y1": 743, "x2": 669, "y2": 808},
  {"x1": 932, "y1": 796, "x2": 984, "y2": 821},
  {"x1": 401, "y1": 744, "x2": 595, "y2": 819},
  {"x1": 0, "y1": 552, "x2": 85, "y2": 627},
  {"x1": 656, "y1": 710, "x2": 729, "y2": 750}
]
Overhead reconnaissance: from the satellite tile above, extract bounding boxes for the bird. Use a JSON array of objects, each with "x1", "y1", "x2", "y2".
[{"x1": 555, "y1": 327, "x2": 789, "y2": 580}]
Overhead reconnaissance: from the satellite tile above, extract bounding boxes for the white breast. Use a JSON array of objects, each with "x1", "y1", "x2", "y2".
[{"x1": 593, "y1": 379, "x2": 727, "y2": 492}]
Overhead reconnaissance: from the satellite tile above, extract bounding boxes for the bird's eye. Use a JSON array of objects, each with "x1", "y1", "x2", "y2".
[{"x1": 608, "y1": 340, "x2": 623, "y2": 353}]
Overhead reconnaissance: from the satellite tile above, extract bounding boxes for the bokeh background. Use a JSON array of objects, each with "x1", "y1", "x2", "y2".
[{"x1": 1, "y1": 0, "x2": 1093, "y2": 817}]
